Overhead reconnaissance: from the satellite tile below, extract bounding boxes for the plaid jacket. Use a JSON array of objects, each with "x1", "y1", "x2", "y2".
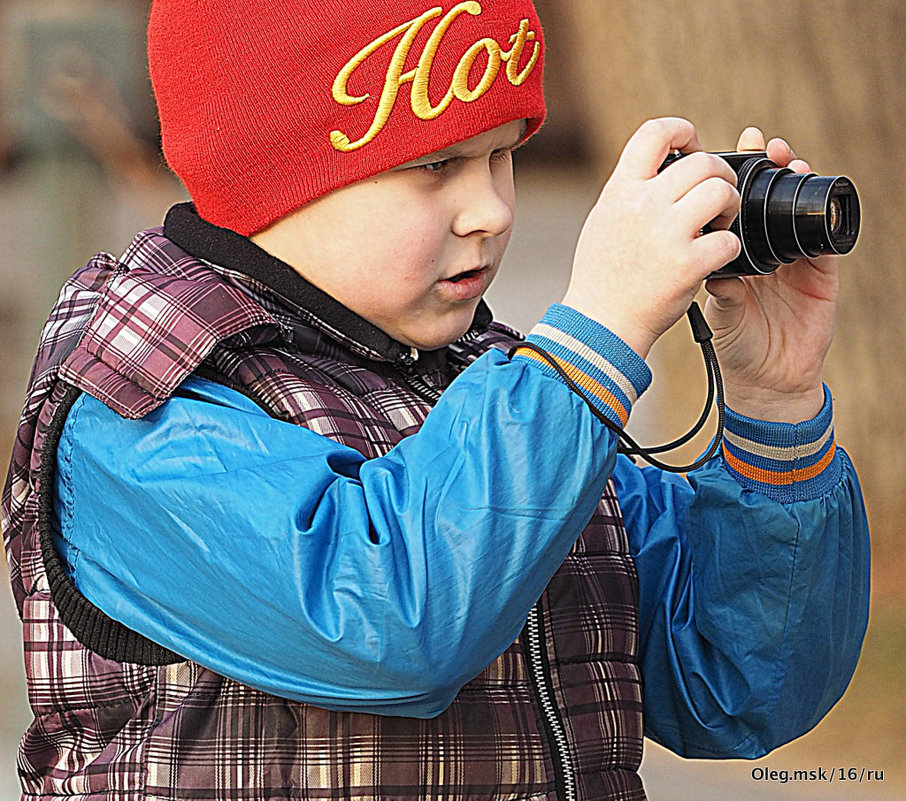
[{"x1": 2, "y1": 213, "x2": 645, "y2": 801}]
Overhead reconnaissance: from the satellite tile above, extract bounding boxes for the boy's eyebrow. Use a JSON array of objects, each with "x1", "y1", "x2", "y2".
[{"x1": 402, "y1": 121, "x2": 529, "y2": 167}]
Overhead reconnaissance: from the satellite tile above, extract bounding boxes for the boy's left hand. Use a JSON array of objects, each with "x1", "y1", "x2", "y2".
[{"x1": 703, "y1": 127, "x2": 839, "y2": 423}]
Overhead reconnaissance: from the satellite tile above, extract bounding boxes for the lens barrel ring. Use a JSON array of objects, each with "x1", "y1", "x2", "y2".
[{"x1": 731, "y1": 156, "x2": 782, "y2": 275}]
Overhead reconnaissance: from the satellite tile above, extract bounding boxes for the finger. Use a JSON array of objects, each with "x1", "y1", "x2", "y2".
[
  {"x1": 736, "y1": 126, "x2": 765, "y2": 152},
  {"x1": 616, "y1": 117, "x2": 702, "y2": 180},
  {"x1": 691, "y1": 230, "x2": 742, "y2": 274},
  {"x1": 788, "y1": 158, "x2": 812, "y2": 174},
  {"x1": 657, "y1": 151, "x2": 739, "y2": 202},
  {"x1": 807, "y1": 252, "x2": 839, "y2": 276},
  {"x1": 766, "y1": 137, "x2": 794, "y2": 159},
  {"x1": 674, "y1": 176, "x2": 740, "y2": 233},
  {"x1": 765, "y1": 137, "x2": 812, "y2": 172},
  {"x1": 787, "y1": 252, "x2": 840, "y2": 280}
]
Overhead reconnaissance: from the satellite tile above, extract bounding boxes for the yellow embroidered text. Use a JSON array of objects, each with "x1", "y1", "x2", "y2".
[{"x1": 330, "y1": 2, "x2": 540, "y2": 152}]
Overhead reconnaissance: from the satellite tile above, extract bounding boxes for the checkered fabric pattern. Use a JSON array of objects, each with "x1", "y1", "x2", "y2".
[{"x1": 2, "y1": 228, "x2": 645, "y2": 800}]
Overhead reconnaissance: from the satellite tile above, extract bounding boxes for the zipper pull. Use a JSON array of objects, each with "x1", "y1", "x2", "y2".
[{"x1": 398, "y1": 346, "x2": 419, "y2": 372}]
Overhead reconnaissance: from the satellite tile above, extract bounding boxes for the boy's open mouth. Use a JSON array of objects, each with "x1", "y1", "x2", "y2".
[
  {"x1": 445, "y1": 267, "x2": 486, "y2": 283},
  {"x1": 438, "y1": 266, "x2": 490, "y2": 300}
]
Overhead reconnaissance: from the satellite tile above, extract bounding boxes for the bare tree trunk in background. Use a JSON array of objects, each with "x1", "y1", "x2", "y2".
[{"x1": 539, "y1": 0, "x2": 906, "y2": 581}]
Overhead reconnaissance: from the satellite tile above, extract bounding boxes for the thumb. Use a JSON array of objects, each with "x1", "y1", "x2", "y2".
[
  {"x1": 704, "y1": 276, "x2": 748, "y2": 328},
  {"x1": 704, "y1": 276, "x2": 746, "y2": 309}
]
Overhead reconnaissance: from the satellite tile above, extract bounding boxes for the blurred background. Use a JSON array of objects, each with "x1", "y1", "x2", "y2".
[{"x1": 1, "y1": 1, "x2": 903, "y2": 799}]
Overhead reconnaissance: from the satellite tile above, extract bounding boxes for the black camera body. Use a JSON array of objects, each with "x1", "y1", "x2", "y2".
[{"x1": 661, "y1": 151, "x2": 860, "y2": 277}]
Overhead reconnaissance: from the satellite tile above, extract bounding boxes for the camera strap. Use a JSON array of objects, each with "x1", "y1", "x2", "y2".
[{"x1": 509, "y1": 302, "x2": 725, "y2": 474}]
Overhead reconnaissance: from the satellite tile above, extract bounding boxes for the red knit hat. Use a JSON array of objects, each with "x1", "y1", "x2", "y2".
[{"x1": 148, "y1": 1, "x2": 546, "y2": 236}]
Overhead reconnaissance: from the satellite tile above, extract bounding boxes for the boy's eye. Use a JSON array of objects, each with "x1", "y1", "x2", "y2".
[
  {"x1": 421, "y1": 158, "x2": 454, "y2": 173},
  {"x1": 412, "y1": 148, "x2": 512, "y2": 176}
]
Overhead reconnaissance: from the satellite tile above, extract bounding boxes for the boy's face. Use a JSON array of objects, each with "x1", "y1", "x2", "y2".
[{"x1": 252, "y1": 120, "x2": 524, "y2": 351}]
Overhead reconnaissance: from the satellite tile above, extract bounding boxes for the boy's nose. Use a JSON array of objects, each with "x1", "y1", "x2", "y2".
[{"x1": 451, "y1": 169, "x2": 515, "y2": 239}]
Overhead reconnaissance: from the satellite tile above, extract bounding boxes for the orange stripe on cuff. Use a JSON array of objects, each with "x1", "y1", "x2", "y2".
[
  {"x1": 722, "y1": 441, "x2": 837, "y2": 486},
  {"x1": 514, "y1": 346, "x2": 629, "y2": 426}
]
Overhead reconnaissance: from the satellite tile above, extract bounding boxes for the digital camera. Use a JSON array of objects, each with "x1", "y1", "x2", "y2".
[{"x1": 661, "y1": 151, "x2": 861, "y2": 277}]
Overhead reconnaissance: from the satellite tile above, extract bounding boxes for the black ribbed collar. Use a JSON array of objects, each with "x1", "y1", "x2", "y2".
[{"x1": 163, "y1": 203, "x2": 492, "y2": 364}]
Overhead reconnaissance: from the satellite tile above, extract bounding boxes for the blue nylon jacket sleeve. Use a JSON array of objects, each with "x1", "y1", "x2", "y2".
[
  {"x1": 54, "y1": 331, "x2": 870, "y2": 748},
  {"x1": 613, "y1": 438, "x2": 870, "y2": 758},
  {"x1": 54, "y1": 349, "x2": 620, "y2": 718}
]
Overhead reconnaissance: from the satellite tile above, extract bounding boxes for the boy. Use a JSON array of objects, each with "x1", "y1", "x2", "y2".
[{"x1": 2, "y1": 1, "x2": 869, "y2": 800}]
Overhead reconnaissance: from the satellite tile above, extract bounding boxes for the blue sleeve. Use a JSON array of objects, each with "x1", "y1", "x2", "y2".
[
  {"x1": 614, "y1": 392, "x2": 870, "y2": 758},
  {"x1": 54, "y1": 335, "x2": 647, "y2": 718}
]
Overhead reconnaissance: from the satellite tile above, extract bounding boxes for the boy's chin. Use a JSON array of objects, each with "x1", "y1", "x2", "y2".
[{"x1": 401, "y1": 318, "x2": 476, "y2": 352}]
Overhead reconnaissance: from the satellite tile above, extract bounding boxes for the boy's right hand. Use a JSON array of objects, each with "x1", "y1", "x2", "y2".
[{"x1": 562, "y1": 118, "x2": 741, "y2": 359}]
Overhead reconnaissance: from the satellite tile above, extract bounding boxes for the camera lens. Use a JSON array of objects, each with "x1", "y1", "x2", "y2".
[
  {"x1": 789, "y1": 175, "x2": 859, "y2": 258},
  {"x1": 735, "y1": 158, "x2": 860, "y2": 272},
  {"x1": 829, "y1": 197, "x2": 843, "y2": 234}
]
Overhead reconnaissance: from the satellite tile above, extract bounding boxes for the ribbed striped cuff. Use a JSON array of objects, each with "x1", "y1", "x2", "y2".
[
  {"x1": 721, "y1": 385, "x2": 841, "y2": 502},
  {"x1": 511, "y1": 304, "x2": 652, "y2": 428}
]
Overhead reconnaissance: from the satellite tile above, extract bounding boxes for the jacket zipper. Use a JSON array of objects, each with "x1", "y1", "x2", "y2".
[
  {"x1": 395, "y1": 326, "x2": 490, "y2": 401},
  {"x1": 399, "y1": 345, "x2": 577, "y2": 798},
  {"x1": 525, "y1": 604, "x2": 577, "y2": 801},
  {"x1": 399, "y1": 345, "x2": 577, "y2": 799},
  {"x1": 397, "y1": 347, "x2": 443, "y2": 405}
]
